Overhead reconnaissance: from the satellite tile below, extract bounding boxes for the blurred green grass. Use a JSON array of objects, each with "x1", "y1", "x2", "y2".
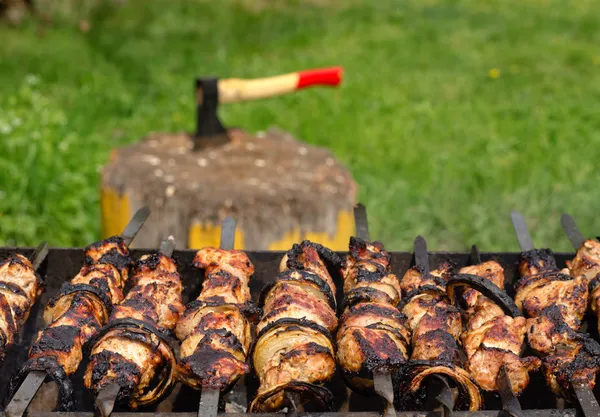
[{"x1": 1, "y1": 0, "x2": 599, "y2": 251}]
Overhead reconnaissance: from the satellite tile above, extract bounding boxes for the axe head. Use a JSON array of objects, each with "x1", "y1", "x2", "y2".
[{"x1": 194, "y1": 78, "x2": 229, "y2": 150}]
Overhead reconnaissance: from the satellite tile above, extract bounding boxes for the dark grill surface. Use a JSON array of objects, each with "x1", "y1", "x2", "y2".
[{"x1": 0, "y1": 247, "x2": 591, "y2": 416}]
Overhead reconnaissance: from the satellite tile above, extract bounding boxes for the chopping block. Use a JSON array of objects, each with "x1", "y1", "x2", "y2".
[{"x1": 100, "y1": 67, "x2": 358, "y2": 250}]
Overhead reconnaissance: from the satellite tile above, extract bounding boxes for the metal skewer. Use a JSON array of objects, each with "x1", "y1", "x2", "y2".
[
  {"x1": 561, "y1": 213, "x2": 586, "y2": 250},
  {"x1": 196, "y1": 216, "x2": 236, "y2": 417},
  {"x1": 352, "y1": 203, "x2": 397, "y2": 417},
  {"x1": 413, "y1": 236, "x2": 455, "y2": 417},
  {"x1": 4, "y1": 207, "x2": 149, "y2": 417},
  {"x1": 94, "y1": 234, "x2": 175, "y2": 417},
  {"x1": 511, "y1": 210, "x2": 600, "y2": 417}
]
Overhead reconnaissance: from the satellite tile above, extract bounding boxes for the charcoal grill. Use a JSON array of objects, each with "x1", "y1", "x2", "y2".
[{"x1": 1, "y1": 243, "x2": 595, "y2": 417}]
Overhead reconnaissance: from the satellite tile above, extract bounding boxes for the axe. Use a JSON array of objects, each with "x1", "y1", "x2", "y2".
[{"x1": 194, "y1": 66, "x2": 343, "y2": 149}]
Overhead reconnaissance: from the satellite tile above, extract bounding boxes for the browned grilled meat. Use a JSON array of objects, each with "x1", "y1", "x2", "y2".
[
  {"x1": 336, "y1": 237, "x2": 410, "y2": 394},
  {"x1": 25, "y1": 237, "x2": 130, "y2": 376},
  {"x1": 250, "y1": 241, "x2": 341, "y2": 412},
  {"x1": 515, "y1": 249, "x2": 600, "y2": 398},
  {"x1": 566, "y1": 239, "x2": 600, "y2": 335},
  {"x1": 398, "y1": 263, "x2": 482, "y2": 411},
  {"x1": 175, "y1": 248, "x2": 254, "y2": 391},
  {"x1": 84, "y1": 252, "x2": 184, "y2": 408},
  {"x1": 0, "y1": 253, "x2": 43, "y2": 358},
  {"x1": 458, "y1": 262, "x2": 540, "y2": 394}
]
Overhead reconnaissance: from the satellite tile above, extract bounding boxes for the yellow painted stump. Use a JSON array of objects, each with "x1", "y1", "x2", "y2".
[{"x1": 101, "y1": 127, "x2": 357, "y2": 250}]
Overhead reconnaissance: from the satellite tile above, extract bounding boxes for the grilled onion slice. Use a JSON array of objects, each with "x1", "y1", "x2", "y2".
[{"x1": 394, "y1": 361, "x2": 482, "y2": 411}]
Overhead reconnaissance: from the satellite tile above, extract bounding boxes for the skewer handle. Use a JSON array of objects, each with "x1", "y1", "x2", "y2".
[
  {"x1": 573, "y1": 385, "x2": 600, "y2": 417},
  {"x1": 198, "y1": 386, "x2": 220, "y2": 417},
  {"x1": 373, "y1": 371, "x2": 397, "y2": 417},
  {"x1": 198, "y1": 67, "x2": 343, "y2": 105},
  {"x1": 413, "y1": 235, "x2": 429, "y2": 274},
  {"x1": 121, "y1": 206, "x2": 150, "y2": 247},
  {"x1": 30, "y1": 241, "x2": 49, "y2": 271}
]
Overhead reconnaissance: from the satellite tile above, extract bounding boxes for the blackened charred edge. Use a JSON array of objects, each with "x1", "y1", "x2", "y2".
[
  {"x1": 349, "y1": 236, "x2": 391, "y2": 262},
  {"x1": 10, "y1": 356, "x2": 74, "y2": 411},
  {"x1": 179, "y1": 331, "x2": 249, "y2": 391},
  {"x1": 0, "y1": 293, "x2": 16, "y2": 347},
  {"x1": 133, "y1": 252, "x2": 177, "y2": 272},
  {"x1": 590, "y1": 275, "x2": 600, "y2": 292},
  {"x1": 285, "y1": 240, "x2": 344, "y2": 275},
  {"x1": 447, "y1": 273, "x2": 524, "y2": 318},
  {"x1": 397, "y1": 285, "x2": 449, "y2": 310},
  {"x1": 96, "y1": 249, "x2": 131, "y2": 273},
  {"x1": 393, "y1": 360, "x2": 478, "y2": 411},
  {"x1": 365, "y1": 322, "x2": 411, "y2": 353},
  {"x1": 354, "y1": 329, "x2": 407, "y2": 372},
  {"x1": 341, "y1": 302, "x2": 407, "y2": 324},
  {"x1": 83, "y1": 317, "x2": 177, "y2": 357},
  {"x1": 259, "y1": 269, "x2": 337, "y2": 310},
  {"x1": 519, "y1": 248, "x2": 557, "y2": 271},
  {"x1": 47, "y1": 283, "x2": 114, "y2": 315},
  {"x1": 515, "y1": 270, "x2": 575, "y2": 292},
  {"x1": 249, "y1": 380, "x2": 335, "y2": 413},
  {"x1": 88, "y1": 350, "x2": 140, "y2": 398},
  {"x1": 85, "y1": 235, "x2": 127, "y2": 251},
  {"x1": 250, "y1": 317, "x2": 335, "y2": 359},
  {"x1": 183, "y1": 299, "x2": 260, "y2": 323},
  {"x1": 341, "y1": 287, "x2": 395, "y2": 311},
  {"x1": 29, "y1": 325, "x2": 81, "y2": 357},
  {"x1": 414, "y1": 329, "x2": 465, "y2": 366}
]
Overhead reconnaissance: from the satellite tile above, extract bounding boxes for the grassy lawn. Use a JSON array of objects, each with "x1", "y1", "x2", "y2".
[{"x1": 1, "y1": 0, "x2": 599, "y2": 251}]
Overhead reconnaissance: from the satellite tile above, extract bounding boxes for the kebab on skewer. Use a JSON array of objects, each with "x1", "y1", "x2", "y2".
[
  {"x1": 449, "y1": 259, "x2": 541, "y2": 395},
  {"x1": 395, "y1": 236, "x2": 482, "y2": 411},
  {"x1": 561, "y1": 214, "x2": 600, "y2": 336},
  {"x1": 176, "y1": 232, "x2": 255, "y2": 393},
  {"x1": 5, "y1": 208, "x2": 148, "y2": 416},
  {"x1": 84, "y1": 237, "x2": 184, "y2": 413},
  {"x1": 511, "y1": 211, "x2": 600, "y2": 403},
  {"x1": 249, "y1": 240, "x2": 342, "y2": 412},
  {"x1": 336, "y1": 236, "x2": 410, "y2": 394},
  {"x1": 0, "y1": 242, "x2": 48, "y2": 360}
]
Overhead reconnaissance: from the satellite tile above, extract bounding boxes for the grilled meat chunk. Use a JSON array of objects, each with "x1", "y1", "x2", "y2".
[
  {"x1": 84, "y1": 252, "x2": 184, "y2": 408},
  {"x1": 516, "y1": 248, "x2": 600, "y2": 398},
  {"x1": 250, "y1": 241, "x2": 340, "y2": 412},
  {"x1": 397, "y1": 263, "x2": 482, "y2": 411},
  {"x1": 0, "y1": 253, "x2": 43, "y2": 358},
  {"x1": 566, "y1": 239, "x2": 600, "y2": 335},
  {"x1": 336, "y1": 237, "x2": 410, "y2": 394},
  {"x1": 26, "y1": 237, "x2": 130, "y2": 376},
  {"x1": 176, "y1": 248, "x2": 254, "y2": 391},
  {"x1": 458, "y1": 261, "x2": 540, "y2": 394}
]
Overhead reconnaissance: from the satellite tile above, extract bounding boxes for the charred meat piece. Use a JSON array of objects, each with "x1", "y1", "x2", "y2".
[
  {"x1": 176, "y1": 248, "x2": 254, "y2": 391},
  {"x1": 250, "y1": 241, "x2": 341, "y2": 412},
  {"x1": 397, "y1": 263, "x2": 482, "y2": 411},
  {"x1": 84, "y1": 253, "x2": 184, "y2": 408},
  {"x1": 336, "y1": 237, "x2": 410, "y2": 394},
  {"x1": 566, "y1": 239, "x2": 600, "y2": 335},
  {"x1": 25, "y1": 237, "x2": 130, "y2": 376},
  {"x1": 516, "y1": 248, "x2": 600, "y2": 398},
  {"x1": 0, "y1": 253, "x2": 43, "y2": 358},
  {"x1": 458, "y1": 261, "x2": 541, "y2": 394}
]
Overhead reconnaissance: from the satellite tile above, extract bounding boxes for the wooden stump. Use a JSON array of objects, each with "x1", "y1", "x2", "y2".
[{"x1": 101, "y1": 127, "x2": 357, "y2": 250}]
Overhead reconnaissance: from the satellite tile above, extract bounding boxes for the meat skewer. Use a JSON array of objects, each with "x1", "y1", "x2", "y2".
[
  {"x1": 336, "y1": 203, "x2": 407, "y2": 417},
  {"x1": 511, "y1": 210, "x2": 600, "y2": 417},
  {"x1": 561, "y1": 214, "x2": 600, "y2": 336},
  {"x1": 249, "y1": 239, "x2": 342, "y2": 412},
  {"x1": 174, "y1": 216, "x2": 254, "y2": 417},
  {"x1": 0, "y1": 241, "x2": 49, "y2": 360},
  {"x1": 446, "y1": 245, "x2": 541, "y2": 417},
  {"x1": 4, "y1": 206, "x2": 149, "y2": 417},
  {"x1": 395, "y1": 236, "x2": 482, "y2": 414},
  {"x1": 85, "y1": 235, "x2": 184, "y2": 416}
]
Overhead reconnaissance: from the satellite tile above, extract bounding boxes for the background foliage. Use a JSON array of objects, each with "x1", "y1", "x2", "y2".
[{"x1": 1, "y1": 0, "x2": 599, "y2": 250}]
